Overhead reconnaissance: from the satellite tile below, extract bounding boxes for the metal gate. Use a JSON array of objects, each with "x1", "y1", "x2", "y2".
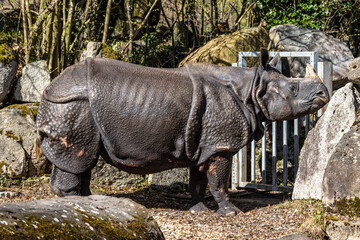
[{"x1": 231, "y1": 51, "x2": 332, "y2": 192}]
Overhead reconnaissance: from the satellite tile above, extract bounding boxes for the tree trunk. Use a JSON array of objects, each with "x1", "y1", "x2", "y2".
[
  {"x1": 74, "y1": 0, "x2": 91, "y2": 61},
  {"x1": 102, "y1": 0, "x2": 112, "y2": 44},
  {"x1": 125, "y1": 0, "x2": 134, "y2": 56},
  {"x1": 20, "y1": 0, "x2": 28, "y2": 44},
  {"x1": 49, "y1": 3, "x2": 61, "y2": 77},
  {"x1": 24, "y1": 0, "x2": 32, "y2": 30}
]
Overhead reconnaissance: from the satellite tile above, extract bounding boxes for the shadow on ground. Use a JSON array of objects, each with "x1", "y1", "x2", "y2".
[{"x1": 106, "y1": 185, "x2": 291, "y2": 213}]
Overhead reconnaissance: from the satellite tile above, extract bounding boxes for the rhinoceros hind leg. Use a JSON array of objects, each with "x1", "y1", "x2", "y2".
[
  {"x1": 189, "y1": 166, "x2": 209, "y2": 212},
  {"x1": 207, "y1": 154, "x2": 241, "y2": 216},
  {"x1": 50, "y1": 166, "x2": 81, "y2": 196},
  {"x1": 80, "y1": 169, "x2": 92, "y2": 196}
]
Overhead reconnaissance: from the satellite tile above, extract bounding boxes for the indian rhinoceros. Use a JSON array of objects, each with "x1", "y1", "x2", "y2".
[{"x1": 36, "y1": 49, "x2": 329, "y2": 215}]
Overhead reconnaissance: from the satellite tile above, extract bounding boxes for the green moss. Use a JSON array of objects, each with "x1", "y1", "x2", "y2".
[
  {"x1": 7, "y1": 104, "x2": 38, "y2": 120},
  {"x1": 76, "y1": 209, "x2": 154, "y2": 239},
  {"x1": 3, "y1": 130, "x2": 23, "y2": 143},
  {"x1": 0, "y1": 211, "x2": 158, "y2": 240},
  {"x1": 0, "y1": 44, "x2": 16, "y2": 64},
  {"x1": 101, "y1": 44, "x2": 123, "y2": 60},
  {"x1": 333, "y1": 196, "x2": 360, "y2": 217}
]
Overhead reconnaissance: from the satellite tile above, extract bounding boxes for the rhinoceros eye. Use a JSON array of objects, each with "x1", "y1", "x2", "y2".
[{"x1": 289, "y1": 83, "x2": 298, "y2": 96}]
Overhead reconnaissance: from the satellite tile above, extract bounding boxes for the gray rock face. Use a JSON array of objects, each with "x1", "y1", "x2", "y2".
[
  {"x1": 269, "y1": 24, "x2": 354, "y2": 89},
  {"x1": 91, "y1": 158, "x2": 189, "y2": 189},
  {"x1": 149, "y1": 168, "x2": 189, "y2": 188},
  {"x1": 14, "y1": 60, "x2": 51, "y2": 102},
  {"x1": 0, "y1": 61, "x2": 17, "y2": 104},
  {"x1": 80, "y1": 42, "x2": 103, "y2": 61},
  {"x1": 326, "y1": 220, "x2": 360, "y2": 240},
  {"x1": 0, "y1": 104, "x2": 49, "y2": 177},
  {"x1": 321, "y1": 109, "x2": 360, "y2": 206},
  {"x1": 348, "y1": 57, "x2": 360, "y2": 84},
  {"x1": 293, "y1": 83, "x2": 360, "y2": 200},
  {"x1": 91, "y1": 157, "x2": 141, "y2": 188},
  {"x1": 0, "y1": 195, "x2": 164, "y2": 239}
]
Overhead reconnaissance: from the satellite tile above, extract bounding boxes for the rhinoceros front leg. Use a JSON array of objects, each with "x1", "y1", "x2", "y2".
[
  {"x1": 50, "y1": 166, "x2": 92, "y2": 196},
  {"x1": 189, "y1": 166, "x2": 209, "y2": 212},
  {"x1": 207, "y1": 154, "x2": 240, "y2": 216}
]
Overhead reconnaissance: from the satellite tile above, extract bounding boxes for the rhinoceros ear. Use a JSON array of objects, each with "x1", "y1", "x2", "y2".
[
  {"x1": 269, "y1": 52, "x2": 280, "y2": 67},
  {"x1": 260, "y1": 49, "x2": 269, "y2": 70}
]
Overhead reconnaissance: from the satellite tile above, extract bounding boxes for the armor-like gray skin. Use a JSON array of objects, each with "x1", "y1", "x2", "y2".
[{"x1": 36, "y1": 49, "x2": 329, "y2": 215}]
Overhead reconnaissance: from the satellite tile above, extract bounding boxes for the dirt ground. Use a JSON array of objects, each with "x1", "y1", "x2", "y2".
[{"x1": 0, "y1": 177, "x2": 314, "y2": 240}]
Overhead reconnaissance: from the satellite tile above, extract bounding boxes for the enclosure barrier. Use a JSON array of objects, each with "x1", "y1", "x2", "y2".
[{"x1": 231, "y1": 51, "x2": 332, "y2": 192}]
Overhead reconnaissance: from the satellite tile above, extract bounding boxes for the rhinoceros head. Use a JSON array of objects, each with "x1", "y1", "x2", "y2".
[{"x1": 254, "y1": 49, "x2": 330, "y2": 121}]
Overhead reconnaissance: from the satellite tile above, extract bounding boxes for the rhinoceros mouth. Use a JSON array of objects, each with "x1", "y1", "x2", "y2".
[{"x1": 317, "y1": 96, "x2": 329, "y2": 103}]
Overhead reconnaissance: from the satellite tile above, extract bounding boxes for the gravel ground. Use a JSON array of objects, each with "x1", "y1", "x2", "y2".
[{"x1": 0, "y1": 178, "x2": 311, "y2": 239}]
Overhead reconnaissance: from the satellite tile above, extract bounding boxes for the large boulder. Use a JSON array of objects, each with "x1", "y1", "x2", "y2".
[
  {"x1": 0, "y1": 195, "x2": 164, "y2": 239},
  {"x1": 347, "y1": 57, "x2": 360, "y2": 84},
  {"x1": 293, "y1": 83, "x2": 360, "y2": 200},
  {"x1": 178, "y1": 25, "x2": 269, "y2": 67},
  {"x1": 0, "y1": 44, "x2": 17, "y2": 104},
  {"x1": 321, "y1": 108, "x2": 360, "y2": 207},
  {"x1": 326, "y1": 220, "x2": 360, "y2": 240},
  {"x1": 0, "y1": 104, "x2": 49, "y2": 177},
  {"x1": 269, "y1": 24, "x2": 354, "y2": 89},
  {"x1": 14, "y1": 60, "x2": 51, "y2": 102},
  {"x1": 91, "y1": 157, "x2": 141, "y2": 189}
]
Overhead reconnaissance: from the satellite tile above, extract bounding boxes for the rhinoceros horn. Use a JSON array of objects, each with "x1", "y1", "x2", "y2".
[{"x1": 305, "y1": 64, "x2": 322, "y2": 81}]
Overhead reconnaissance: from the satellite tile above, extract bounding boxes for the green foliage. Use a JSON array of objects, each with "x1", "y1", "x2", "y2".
[
  {"x1": 134, "y1": 174, "x2": 149, "y2": 189},
  {"x1": 0, "y1": 44, "x2": 16, "y2": 64},
  {"x1": 0, "y1": 32, "x2": 17, "y2": 46},
  {"x1": 253, "y1": 0, "x2": 327, "y2": 30}
]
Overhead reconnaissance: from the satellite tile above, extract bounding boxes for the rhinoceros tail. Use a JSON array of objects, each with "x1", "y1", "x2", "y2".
[{"x1": 35, "y1": 137, "x2": 42, "y2": 159}]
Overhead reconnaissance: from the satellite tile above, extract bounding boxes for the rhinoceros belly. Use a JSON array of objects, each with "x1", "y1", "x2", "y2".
[{"x1": 87, "y1": 58, "x2": 194, "y2": 173}]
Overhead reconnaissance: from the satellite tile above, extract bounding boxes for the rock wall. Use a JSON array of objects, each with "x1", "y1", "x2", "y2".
[{"x1": 293, "y1": 83, "x2": 360, "y2": 200}]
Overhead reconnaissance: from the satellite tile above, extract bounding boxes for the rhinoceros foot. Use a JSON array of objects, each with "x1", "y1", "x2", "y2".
[
  {"x1": 189, "y1": 202, "x2": 210, "y2": 213},
  {"x1": 217, "y1": 201, "x2": 241, "y2": 216}
]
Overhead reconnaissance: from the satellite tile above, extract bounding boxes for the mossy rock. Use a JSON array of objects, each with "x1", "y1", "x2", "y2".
[
  {"x1": 332, "y1": 197, "x2": 360, "y2": 218},
  {"x1": 179, "y1": 25, "x2": 269, "y2": 67},
  {"x1": 101, "y1": 44, "x2": 123, "y2": 60},
  {"x1": 0, "y1": 44, "x2": 16, "y2": 65},
  {"x1": 6, "y1": 103, "x2": 39, "y2": 121},
  {"x1": 0, "y1": 195, "x2": 164, "y2": 239}
]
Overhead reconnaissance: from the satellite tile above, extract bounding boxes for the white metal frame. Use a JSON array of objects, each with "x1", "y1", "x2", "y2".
[{"x1": 231, "y1": 51, "x2": 332, "y2": 192}]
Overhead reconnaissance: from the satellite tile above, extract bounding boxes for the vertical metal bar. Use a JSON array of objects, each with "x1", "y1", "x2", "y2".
[
  {"x1": 283, "y1": 121, "x2": 288, "y2": 187},
  {"x1": 240, "y1": 147, "x2": 247, "y2": 183},
  {"x1": 294, "y1": 119, "x2": 299, "y2": 178},
  {"x1": 232, "y1": 153, "x2": 239, "y2": 189},
  {"x1": 251, "y1": 140, "x2": 256, "y2": 183},
  {"x1": 272, "y1": 122, "x2": 277, "y2": 187},
  {"x1": 305, "y1": 115, "x2": 310, "y2": 135},
  {"x1": 240, "y1": 57, "x2": 247, "y2": 67},
  {"x1": 261, "y1": 122, "x2": 266, "y2": 184}
]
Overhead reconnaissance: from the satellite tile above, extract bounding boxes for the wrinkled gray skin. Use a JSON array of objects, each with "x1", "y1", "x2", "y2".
[{"x1": 36, "y1": 49, "x2": 329, "y2": 215}]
